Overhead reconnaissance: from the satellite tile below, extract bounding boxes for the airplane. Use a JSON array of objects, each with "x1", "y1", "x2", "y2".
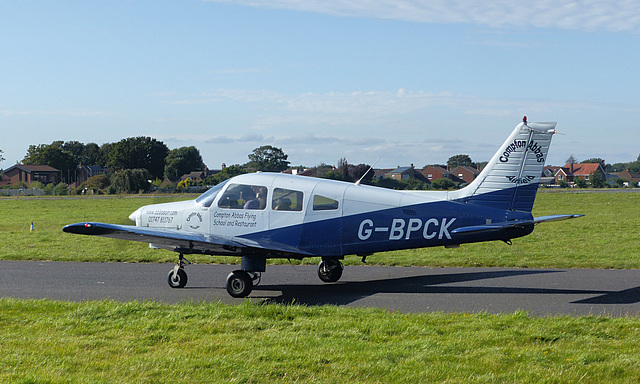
[{"x1": 63, "y1": 117, "x2": 582, "y2": 298}]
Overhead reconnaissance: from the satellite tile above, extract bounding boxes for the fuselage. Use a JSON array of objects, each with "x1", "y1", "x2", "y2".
[{"x1": 129, "y1": 172, "x2": 534, "y2": 258}]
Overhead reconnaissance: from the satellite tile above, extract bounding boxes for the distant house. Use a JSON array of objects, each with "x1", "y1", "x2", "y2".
[
  {"x1": 373, "y1": 168, "x2": 393, "y2": 180},
  {"x1": 420, "y1": 166, "x2": 453, "y2": 182},
  {"x1": 76, "y1": 165, "x2": 106, "y2": 187},
  {"x1": 3, "y1": 164, "x2": 60, "y2": 185},
  {"x1": 612, "y1": 169, "x2": 640, "y2": 187},
  {"x1": 181, "y1": 171, "x2": 205, "y2": 182},
  {"x1": 542, "y1": 166, "x2": 563, "y2": 186},
  {"x1": 554, "y1": 163, "x2": 605, "y2": 185},
  {"x1": 450, "y1": 166, "x2": 480, "y2": 184},
  {"x1": 180, "y1": 168, "x2": 221, "y2": 182},
  {"x1": 386, "y1": 165, "x2": 416, "y2": 181}
]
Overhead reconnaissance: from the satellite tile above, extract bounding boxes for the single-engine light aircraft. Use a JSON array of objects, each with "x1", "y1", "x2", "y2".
[{"x1": 63, "y1": 117, "x2": 582, "y2": 297}]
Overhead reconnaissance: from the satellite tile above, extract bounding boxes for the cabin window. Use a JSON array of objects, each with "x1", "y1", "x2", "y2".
[
  {"x1": 217, "y1": 184, "x2": 268, "y2": 210},
  {"x1": 312, "y1": 195, "x2": 339, "y2": 211},
  {"x1": 272, "y1": 188, "x2": 303, "y2": 211}
]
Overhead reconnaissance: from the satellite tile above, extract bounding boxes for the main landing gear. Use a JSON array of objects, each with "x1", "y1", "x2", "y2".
[
  {"x1": 226, "y1": 270, "x2": 261, "y2": 298},
  {"x1": 318, "y1": 258, "x2": 344, "y2": 283},
  {"x1": 167, "y1": 254, "x2": 345, "y2": 298}
]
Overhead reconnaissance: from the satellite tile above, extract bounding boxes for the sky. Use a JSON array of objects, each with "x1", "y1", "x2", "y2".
[{"x1": 2, "y1": 0, "x2": 640, "y2": 171}]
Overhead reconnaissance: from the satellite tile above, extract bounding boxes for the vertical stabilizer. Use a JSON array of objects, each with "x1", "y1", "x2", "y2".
[{"x1": 449, "y1": 118, "x2": 556, "y2": 212}]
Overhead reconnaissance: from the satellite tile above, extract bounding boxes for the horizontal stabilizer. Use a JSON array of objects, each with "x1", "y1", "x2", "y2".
[
  {"x1": 533, "y1": 214, "x2": 585, "y2": 223},
  {"x1": 451, "y1": 221, "x2": 533, "y2": 235},
  {"x1": 451, "y1": 214, "x2": 583, "y2": 236}
]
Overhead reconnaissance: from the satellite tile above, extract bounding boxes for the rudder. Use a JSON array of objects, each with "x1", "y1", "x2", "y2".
[{"x1": 450, "y1": 117, "x2": 556, "y2": 212}]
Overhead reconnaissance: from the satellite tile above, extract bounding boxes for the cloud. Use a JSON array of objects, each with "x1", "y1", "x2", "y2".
[
  {"x1": 205, "y1": 133, "x2": 275, "y2": 144},
  {"x1": 205, "y1": 0, "x2": 640, "y2": 33}
]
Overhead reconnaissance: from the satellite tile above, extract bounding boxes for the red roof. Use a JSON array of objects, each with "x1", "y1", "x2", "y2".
[{"x1": 562, "y1": 163, "x2": 602, "y2": 176}]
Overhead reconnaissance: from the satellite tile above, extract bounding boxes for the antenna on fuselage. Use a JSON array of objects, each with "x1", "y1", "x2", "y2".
[{"x1": 354, "y1": 157, "x2": 381, "y2": 186}]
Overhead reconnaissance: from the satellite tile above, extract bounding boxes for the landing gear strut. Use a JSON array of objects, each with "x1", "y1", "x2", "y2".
[
  {"x1": 318, "y1": 258, "x2": 343, "y2": 283},
  {"x1": 167, "y1": 254, "x2": 190, "y2": 288}
]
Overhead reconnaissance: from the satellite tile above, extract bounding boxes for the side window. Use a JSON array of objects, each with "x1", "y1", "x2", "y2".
[
  {"x1": 218, "y1": 184, "x2": 268, "y2": 210},
  {"x1": 313, "y1": 195, "x2": 339, "y2": 211},
  {"x1": 272, "y1": 188, "x2": 303, "y2": 211}
]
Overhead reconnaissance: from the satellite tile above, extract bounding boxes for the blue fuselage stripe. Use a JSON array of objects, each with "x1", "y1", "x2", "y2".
[{"x1": 241, "y1": 198, "x2": 534, "y2": 257}]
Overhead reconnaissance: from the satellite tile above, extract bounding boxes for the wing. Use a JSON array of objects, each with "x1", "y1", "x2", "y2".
[
  {"x1": 451, "y1": 214, "x2": 584, "y2": 235},
  {"x1": 62, "y1": 222, "x2": 312, "y2": 257}
]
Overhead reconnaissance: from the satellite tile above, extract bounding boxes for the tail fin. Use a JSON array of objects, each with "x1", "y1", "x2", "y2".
[{"x1": 450, "y1": 117, "x2": 556, "y2": 212}]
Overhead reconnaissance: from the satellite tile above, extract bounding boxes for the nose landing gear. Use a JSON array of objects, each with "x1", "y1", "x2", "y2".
[{"x1": 167, "y1": 254, "x2": 191, "y2": 288}]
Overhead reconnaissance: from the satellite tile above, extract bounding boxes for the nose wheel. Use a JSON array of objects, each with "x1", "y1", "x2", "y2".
[{"x1": 167, "y1": 254, "x2": 191, "y2": 288}]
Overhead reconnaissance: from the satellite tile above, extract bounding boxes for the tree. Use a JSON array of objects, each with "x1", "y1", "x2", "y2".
[
  {"x1": 97, "y1": 143, "x2": 113, "y2": 167},
  {"x1": 581, "y1": 158, "x2": 606, "y2": 167},
  {"x1": 574, "y1": 178, "x2": 588, "y2": 188},
  {"x1": 82, "y1": 174, "x2": 110, "y2": 190},
  {"x1": 589, "y1": 170, "x2": 606, "y2": 188},
  {"x1": 447, "y1": 154, "x2": 474, "y2": 169},
  {"x1": 309, "y1": 163, "x2": 335, "y2": 178},
  {"x1": 0, "y1": 148, "x2": 4, "y2": 163},
  {"x1": 109, "y1": 169, "x2": 152, "y2": 194},
  {"x1": 164, "y1": 146, "x2": 205, "y2": 180},
  {"x1": 431, "y1": 178, "x2": 457, "y2": 190},
  {"x1": 204, "y1": 164, "x2": 246, "y2": 185},
  {"x1": 246, "y1": 145, "x2": 290, "y2": 172},
  {"x1": 337, "y1": 157, "x2": 349, "y2": 179},
  {"x1": 81, "y1": 143, "x2": 101, "y2": 165},
  {"x1": 350, "y1": 163, "x2": 373, "y2": 183},
  {"x1": 22, "y1": 143, "x2": 76, "y2": 183},
  {"x1": 107, "y1": 137, "x2": 169, "y2": 179},
  {"x1": 61, "y1": 141, "x2": 86, "y2": 165}
]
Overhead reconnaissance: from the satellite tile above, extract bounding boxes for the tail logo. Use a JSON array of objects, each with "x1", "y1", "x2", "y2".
[
  {"x1": 500, "y1": 139, "x2": 527, "y2": 162},
  {"x1": 506, "y1": 175, "x2": 536, "y2": 185},
  {"x1": 499, "y1": 139, "x2": 546, "y2": 164}
]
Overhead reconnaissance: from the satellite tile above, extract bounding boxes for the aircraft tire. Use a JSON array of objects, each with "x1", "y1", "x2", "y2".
[
  {"x1": 167, "y1": 268, "x2": 188, "y2": 288},
  {"x1": 317, "y1": 260, "x2": 343, "y2": 283},
  {"x1": 226, "y1": 270, "x2": 253, "y2": 298}
]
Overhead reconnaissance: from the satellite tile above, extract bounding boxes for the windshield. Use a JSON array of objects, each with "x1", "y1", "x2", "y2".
[{"x1": 195, "y1": 179, "x2": 230, "y2": 208}]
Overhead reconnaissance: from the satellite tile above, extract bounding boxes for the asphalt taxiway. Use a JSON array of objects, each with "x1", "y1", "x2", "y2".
[{"x1": 2, "y1": 260, "x2": 639, "y2": 316}]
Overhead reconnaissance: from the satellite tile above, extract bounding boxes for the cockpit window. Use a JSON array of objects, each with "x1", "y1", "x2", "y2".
[
  {"x1": 195, "y1": 179, "x2": 230, "y2": 208},
  {"x1": 218, "y1": 184, "x2": 268, "y2": 210}
]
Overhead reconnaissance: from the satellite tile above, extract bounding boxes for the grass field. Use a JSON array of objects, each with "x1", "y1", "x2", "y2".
[
  {"x1": 1, "y1": 191, "x2": 639, "y2": 268},
  {"x1": 1, "y1": 191, "x2": 639, "y2": 383},
  {"x1": 2, "y1": 299, "x2": 640, "y2": 383}
]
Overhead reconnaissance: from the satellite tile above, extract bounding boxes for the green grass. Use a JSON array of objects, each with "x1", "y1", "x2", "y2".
[
  {"x1": 1, "y1": 191, "x2": 639, "y2": 268},
  {"x1": 1, "y1": 193, "x2": 640, "y2": 383},
  {"x1": 2, "y1": 299, "x2": 640, "y2": 383}
]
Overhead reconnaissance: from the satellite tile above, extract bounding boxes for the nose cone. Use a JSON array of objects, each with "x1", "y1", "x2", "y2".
[{"x1": 129, "y1": 207, "x2": 143, "y2": 225}]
